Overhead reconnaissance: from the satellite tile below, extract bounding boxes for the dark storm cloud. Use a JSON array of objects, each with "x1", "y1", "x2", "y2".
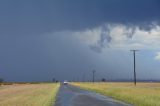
[
  {"x1": 0, "y1": 0, "x2": 160, "y2": 81},
  {"x1": 89, "y1": 25, "x2": 112, "y2": 53},
  {"x1": 0, "y1": 0, "x2": 160, "y2": 36}
]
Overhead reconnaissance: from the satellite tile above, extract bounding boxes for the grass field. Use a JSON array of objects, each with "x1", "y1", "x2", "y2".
[
  {"x1": 0, "y1": 83, "x2": 60, "y2": 106},
  {"x1": 72, "y1": 82, "x2": 160, "y2": 106}
]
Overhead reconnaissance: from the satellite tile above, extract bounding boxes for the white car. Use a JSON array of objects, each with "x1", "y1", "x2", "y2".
[{"x1": 63, "y1": 81, "x2": 68, "y2": 85}]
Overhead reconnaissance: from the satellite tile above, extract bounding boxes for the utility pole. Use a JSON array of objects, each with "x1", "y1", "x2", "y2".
[
  {"x1": 130, "y1": 50, "x2": 138, "y2": 86},
  {"x1": 92, "y1": 70, "x2": 96, "y2": 83}
]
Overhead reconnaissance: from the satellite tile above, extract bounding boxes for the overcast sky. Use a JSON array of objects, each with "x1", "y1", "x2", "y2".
[{"x1": 0, "y1": 0, "x2": 160, "y2": 82}]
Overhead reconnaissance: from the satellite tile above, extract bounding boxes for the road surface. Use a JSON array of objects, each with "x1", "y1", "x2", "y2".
[{"x1": 54, "y1": 84, "x2": 133, "y2": 106}]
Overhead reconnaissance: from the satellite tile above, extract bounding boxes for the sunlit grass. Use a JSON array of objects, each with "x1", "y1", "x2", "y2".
[
  {"x1": 72, "y1": 82, "x2": 160, "y2": 106},
  {"x1": 0, "y1": 83, "x2": 60, "y2": 106}
]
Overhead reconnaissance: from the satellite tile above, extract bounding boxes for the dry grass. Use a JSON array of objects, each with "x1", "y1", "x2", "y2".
[
  {"x1": 72, "y1": 82, "x2": 160, "y2": 106},
  {"x1": 0, "y1": 83, "x2": 60, "y2": 106}
]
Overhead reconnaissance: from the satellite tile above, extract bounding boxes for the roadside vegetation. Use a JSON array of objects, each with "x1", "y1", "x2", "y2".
[
  {"x1": 72, "y1": 82, "x2": 160, "y2": 106},
  {"x1": 0, "y1": 83, "x2": 60, "y2": 106}
]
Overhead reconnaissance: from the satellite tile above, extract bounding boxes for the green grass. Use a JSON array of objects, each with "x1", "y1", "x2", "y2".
[
  {"x1": 0, "y1": 83, "x2": 60, "y2": 106},
  {"x1": 72, "y1": 82, "x2": 160, "y2": 106}
]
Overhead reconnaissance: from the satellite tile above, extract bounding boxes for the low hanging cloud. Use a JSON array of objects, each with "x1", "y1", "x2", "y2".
[{"x1": 73, "y1": 23, "x2": 160, "y2": 52}]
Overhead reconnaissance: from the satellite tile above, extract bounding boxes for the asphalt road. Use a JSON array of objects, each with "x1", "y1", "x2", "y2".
[{"x1": 54, "y1": 84, "x2": 133, "y2": 106}]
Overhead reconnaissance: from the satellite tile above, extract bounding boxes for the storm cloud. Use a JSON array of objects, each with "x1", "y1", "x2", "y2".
[
  {"x1": 0, "y1": 0, "x2": 160, "y2": 82},
  {"x1": 74, "y1": 23, "x2": 160, "y2": 52}
]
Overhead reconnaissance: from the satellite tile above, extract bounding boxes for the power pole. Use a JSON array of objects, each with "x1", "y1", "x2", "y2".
[
  {"x1": 92, "y1": 70, "x2": 96, "y2": 83},
  {"x1": 130, "y1": 50, "x2": 138, "y2": 86}
]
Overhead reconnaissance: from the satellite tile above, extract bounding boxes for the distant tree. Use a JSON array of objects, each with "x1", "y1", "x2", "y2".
[
  {"x1": 101, "y1": 78, "x2": 106, "y2": 82},
  {"x1": 0, "y1": 78, "x2": 3, "y2": 83}
]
